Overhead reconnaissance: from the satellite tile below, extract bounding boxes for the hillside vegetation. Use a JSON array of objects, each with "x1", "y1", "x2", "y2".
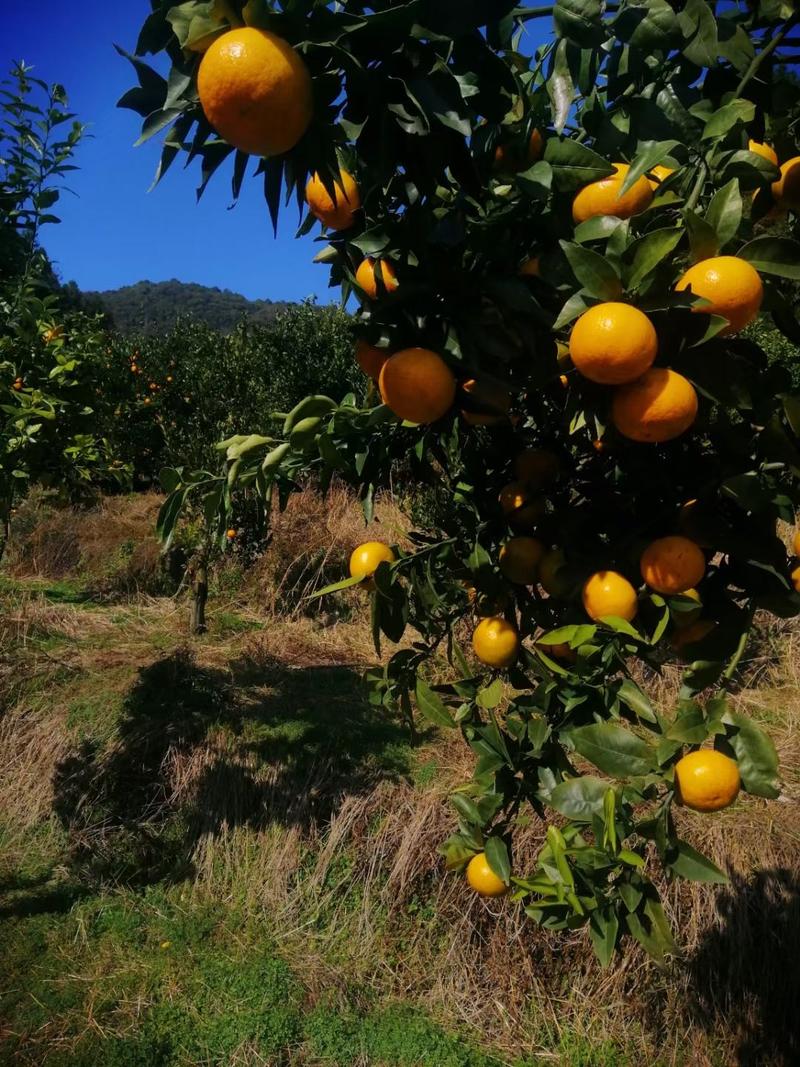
[{"x1": 78, "y1": 279, "x2": 293, "y2": 334}]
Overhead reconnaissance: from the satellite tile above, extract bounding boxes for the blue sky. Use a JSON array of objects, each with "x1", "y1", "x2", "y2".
[{"x1": 3, "y1": 1, "x2": 330, "y2": 302}]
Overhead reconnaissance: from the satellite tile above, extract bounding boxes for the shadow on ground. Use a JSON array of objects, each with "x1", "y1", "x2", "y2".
[
  {"x1": 46, "y1": 648, "x2": 415, "y2": 892},
  {"x1": 688, "y1": 867, "x2": 800, "y2": 1067}
]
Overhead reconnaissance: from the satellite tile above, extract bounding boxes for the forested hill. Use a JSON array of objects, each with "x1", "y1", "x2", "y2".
[{"x1": 80, "y1": 279, "x2": 291, "y2": 334}]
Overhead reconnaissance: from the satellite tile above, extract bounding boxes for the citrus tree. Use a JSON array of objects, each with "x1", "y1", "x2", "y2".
[
  {"x1": 125, "y1": 0, "x2": 800, "y2": 961},
  {"x1": 0, "y1": 63, "x2": 126, "y2": 558}
]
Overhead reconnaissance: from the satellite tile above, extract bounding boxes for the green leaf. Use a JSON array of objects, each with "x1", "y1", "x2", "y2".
[
  {"x1": 616, "y1": 678, "x2": 657, "y2": 723},
  {"x1": 589, "y1": 906, "x2": 619, "y2": 967},
  {"x1": 159, "y1": 466, "x2": 181, "y2": 494},
  {"x1": 553, "y1": 0, "x2": 606, "y2": 48},
  {"x1": 625, "y1": 890, "x2": 678, "y2": 964},
  {"x1": 614, "y1": 0, "x2": 681, "y2": 50},
  {"x1": 544, "y1": 138, "x2": 614, "y2": 192},
  {"x1": 549, "y1": 776, "x2": 609, "y2": 822},
  {"x1": 537, "y1": 624, "x2": 596, "y2": 647},
  {"x1": 485, "y1": 835, "x2": 511, "y2": 884},
  {"x1": 450, "y1": 792, "x2": 484, "y2": 826},
  {"x1": 667, "y1": 840, "x2": 728, "y2": 883},
  {"x1": 559, "y1": 241, "x2": 622, "y2": 300},
  {"x1": 701, "y1": 98, "x2": 756, "y2": 140},
  {"x1": 307, "y1": 574, "x2": 364, "y2": 599},
  {"x1": 570, "y1": 723, "x2": 656, "y2": 777},
  {"x1": 547, "y1": 38, "x2": 574, "y2": 134},
  {"x1": 720, "y1": 710, "x2": 780, "y2": 798},
  {"x1": 618, "y1": 140, "x2": 679, "y2": 196},
  {"x1": 624, "y1": 227, "x2": 683, "y2": 290},
  {"x1": 679, "y1": 0, "x2": 718, "y2": 68},
  {"x1": 705, "y1": 178, "x2": 742, "y2": 249},
  {"x1": 684, "y1": 208, "x2": 719, "y2": 263},
  {"x1": 738, "y1": 238, "x2": 800, "y2": 281},
  {"x1": 477, "y1": 678, "x2": 505, "y2": 709},
  {"x1": 416, "y1": 679, "x2": 457, "y2": 728}
]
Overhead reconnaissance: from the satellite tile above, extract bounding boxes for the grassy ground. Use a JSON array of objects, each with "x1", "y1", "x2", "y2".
[{"x1": 1, "y1": 498, "x2": 799, "y2": 1066}]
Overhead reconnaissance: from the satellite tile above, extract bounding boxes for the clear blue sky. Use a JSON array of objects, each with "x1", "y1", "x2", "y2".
[{"x1": 2, "y1": 1, "x2": 331, "y2": 302}]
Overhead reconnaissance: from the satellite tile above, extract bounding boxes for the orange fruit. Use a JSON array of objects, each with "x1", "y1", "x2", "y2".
[
  {"x1": 494, "y1": 127, "x2": 543, "y2": 173},
  {"x1": 379, "y1": 348, "x2": 456, "y2": 424},
  {"x1": 539, "y1": 548, "x2": 569, "y2": 597},
  {"x1": 460, "y1": 378, "x2": 511, "y2": 426},
  {"x1": 514, "y1": 448, "x2": 559, "y2": 488},
  {"x1": 466, "y1": 852, "x2": 507, "y2": 897},
  {"x1": 672, "y1": 587, "x2": 702, "y2": 628},
  {"x1": 791, "y1": 564, "x2": 800, "y2": 594},
  {"x1": 582, "y1": 571, "x2": 638, "y2": 622},
  {"x1": 749, "y1": 139, "x2": 778, "y2": 166},
  {"x1": 674, "y1": 749, "x2": 740, "y2": 812},
  {"x1": 498, "y1": 482, "x2": 545, "y2": 530},
  {"x1": 499, "y1": 537, "x2": 545, "y2": 585},
  {"x1": 305, "y1": 169, "x2": 361, "y2": 230},
  {"x1": 226, "y1": 528, "x2": 237, "y2": 540},
  {"x1": 43, "y1": 325, "x2": 63, "y2": 343},
  {"x1": 355, "y1": 257, "x2": 399, "y2": 299},
  {"x1": 676, "y1": 256, "x2": 763, "y2": 335},
  {"x1": 572, "y1": 162, "x2": 653, "y2": 224},
  {"x1": 648, "y1": 164, "x2": 674, "y2": 189},
  {"x1": 671, "y1": 619, "x2": 716, "y2": 653},
  {"x1": 472, "y1": 616, "x2": 520, "y2": 668},
  {"x1": 640, "y1": 535, "x2": 705, "y2": 595},
  {"x1": 197, "y1": 28, "x2": 312, "y2": 157},
  {"x1": 771, "y1": 155, "x2": 800, "y2": 210},
  {"x1": 569, "y1": 303, "x2": 658, "y2": 385},
  {"x1": 612, "y1": 368, "x2": 698, "y2": 444},
  {"x1": 355, "y1": 340, "x2": 389, "y2": 380},
  {"x1": 519, "y1": 256, "x2": 540, "y2": 277},
  {"x1": 349, "y1": 541, "x2": 396, "y2": 581}
]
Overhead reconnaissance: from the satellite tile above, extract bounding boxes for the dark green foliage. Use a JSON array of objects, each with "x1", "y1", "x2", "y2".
[{"x1": 83, "y1": 279, "x2": 292, "y2": 335}]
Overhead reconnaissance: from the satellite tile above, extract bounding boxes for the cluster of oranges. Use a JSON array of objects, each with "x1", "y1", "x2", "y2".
[{"x1": 189, "y1": 23, "x2": 790, "y2": 897}]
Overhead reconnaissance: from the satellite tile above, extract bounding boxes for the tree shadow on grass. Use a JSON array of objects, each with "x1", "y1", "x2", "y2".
[
  {"x1": 687, "y1": 867, "x2": 800, "y2": 1066},
  {"x1": 49, "y1": 647, "x2": 417, "y2": 891}
]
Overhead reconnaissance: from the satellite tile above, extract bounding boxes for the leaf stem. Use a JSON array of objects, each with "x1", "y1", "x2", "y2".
[
  {"x1": 735, "y1": 14, "x2": 800, "y2": 97},
  {"x1": 684, "y1": 159, "x2": 708, "y2": 214}
]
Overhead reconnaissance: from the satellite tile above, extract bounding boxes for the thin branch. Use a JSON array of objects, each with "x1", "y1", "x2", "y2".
[{"x1": 735, "y1": 14, "x2": 800, "y2": 97}]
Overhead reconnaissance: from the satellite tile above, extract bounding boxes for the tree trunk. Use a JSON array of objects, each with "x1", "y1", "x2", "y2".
[{"x1": 191, "y1": 562, "x2": 208, "y2": 635}]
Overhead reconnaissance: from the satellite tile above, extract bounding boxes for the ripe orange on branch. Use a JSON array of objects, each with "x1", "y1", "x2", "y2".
[
  {"x1": 349, "y1": 541, "x2": 396, "y2": 581},
  {"x1": 494, "y1": 127, "x2": 543, "y2": 173},
  {"x1": 771, "y1": 156, "x2": 800, "y2": 210},
  {"x1": 197, "y1": 28, "x2": 313, "y2": 157},
  {"x1": 514, "y1": 448, "x2": 560, "y2": 488},
  {"x1": 748, "y1": 139, "x2": 778, "y2": 166},
  {"x1": 572, "y1": 162, "x2": 653, "y2": 223},
  {"x1": 569, "y1": 303, "x2": 658, "y2": 385},
  {"x1": 472, "y1": 616, "x2": 520, "y2": 668},
  {"x1": 676, "y1": 256, "x2": 763, "y2": 335},
  {"x1": 499, "y1": 536, "x2": 545, "y2": 585},
  {"x1": 582, "y1": 571, "x2": 638, "y2": 622},
  {"x1": 379, "y1": 348, "x2": 456, "y2": 424},
  {"x1": 355, "y1": 257, "x2": 399, "y2": 299},
  {"x1": 612, "y1": 368, "x2": 698, "y2": 443},
  {"x1": 306, "y1": 169, "x2": 361, "y2": 230},
  {"x1": 466, "y1": 852, "x2": 508, "y2": 897},
  {"x1": 355, "y1": 340, "x2": 389, "y2": 380},
  {"x1": 640, "y1": 535, "x2": 706, "y2": 595},
  {"x1": 675, "y1": 749, "x2": 740, "y2": 812},
  {"x1": 498, "y1": 482, "x2": 545, "y2": 530}
]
